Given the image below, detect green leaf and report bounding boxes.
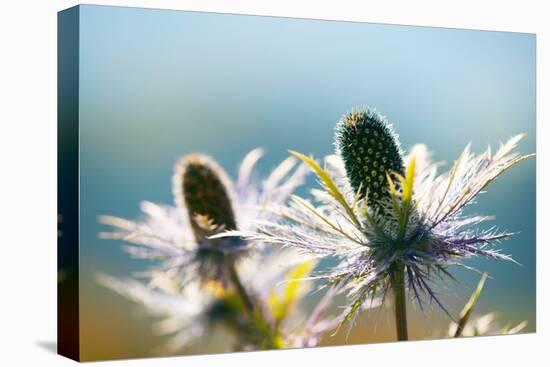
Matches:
[397,157,416,240]
[454,273,488,337]
[270,260,315,326]
[289,150,360,228]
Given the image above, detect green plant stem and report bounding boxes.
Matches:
[391,262,408,341]
[227,261,254,313]
[227,261,283,349]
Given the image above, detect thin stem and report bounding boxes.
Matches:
[226,260,283,349]
[391,262,408,341]
[227,261,254,313]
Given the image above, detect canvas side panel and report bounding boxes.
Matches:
[57,5,80,362]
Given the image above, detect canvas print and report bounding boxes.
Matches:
[57,4,536,362]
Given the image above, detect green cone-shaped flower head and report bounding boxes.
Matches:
[173,154,237,243]
[335,108,404,210]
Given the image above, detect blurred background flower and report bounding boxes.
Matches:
[98,149,340,353]
[99,149,306,287]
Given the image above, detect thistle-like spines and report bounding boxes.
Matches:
[173,154,237,243]
[335,108,404,210]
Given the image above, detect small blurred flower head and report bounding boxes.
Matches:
[97,149,342,351]
[172,153,242,284]
[99,148,308,286]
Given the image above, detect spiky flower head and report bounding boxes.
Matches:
[99,148,308,286]
[175,154,238,244]
[335,109,404,209]
[229,107,533,336]
[167,153,244,284]
[98,149,328,351]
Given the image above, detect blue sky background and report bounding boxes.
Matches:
[76,5,535,359]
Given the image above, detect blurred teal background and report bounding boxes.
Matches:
[76,5,535,360]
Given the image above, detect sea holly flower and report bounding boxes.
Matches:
[99,149,338,350]
[226,107,533,340]
[99,148,307,287]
